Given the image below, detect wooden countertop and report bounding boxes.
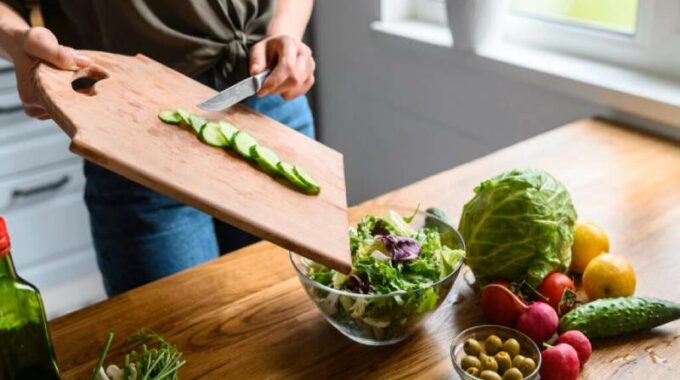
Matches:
[50,119,680,379]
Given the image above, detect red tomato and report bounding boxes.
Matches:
[536,273,576,315]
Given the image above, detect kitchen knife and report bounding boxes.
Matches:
[197,69,271,111]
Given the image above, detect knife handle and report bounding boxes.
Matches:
[254,69,271,91]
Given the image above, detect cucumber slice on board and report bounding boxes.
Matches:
[277,162,309,191]
[188,114,207,134]
[218,121,239,143]
[175,108,191,125]
[199,122,229,147]
[251,145,281,175]
[232,131,258,159]
[293,166,321,195]
[158,110,180,124]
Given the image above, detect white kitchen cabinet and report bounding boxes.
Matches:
[2,161,91,268]
[0,64,106,319]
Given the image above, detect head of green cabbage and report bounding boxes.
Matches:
[458,168,577,287]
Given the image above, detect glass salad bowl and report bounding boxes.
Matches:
[290,205,465,346]
[450,325,541,380]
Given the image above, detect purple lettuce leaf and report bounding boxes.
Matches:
[371,220,390,237]
[380,235,421,261]
[346,274,371,294]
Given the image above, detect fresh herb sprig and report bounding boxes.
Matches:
[92,329,186,380]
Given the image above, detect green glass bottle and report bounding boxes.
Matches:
[0,216,60,380]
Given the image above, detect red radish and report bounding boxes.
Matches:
[515,302,559,344]
[536,273,577,315]
[480,284,528,327]
[491,279,513,290]
[540,343,580,380]
[559,330,592,365]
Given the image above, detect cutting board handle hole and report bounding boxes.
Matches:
[71,67,109,95]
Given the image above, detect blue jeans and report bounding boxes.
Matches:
[84,70,315,296]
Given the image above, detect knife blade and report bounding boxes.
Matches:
[197,69,271,111]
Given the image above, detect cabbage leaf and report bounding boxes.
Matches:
[458,168,577,287]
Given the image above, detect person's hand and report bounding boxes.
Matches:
[249,34,315,100]
[9,27,90,119]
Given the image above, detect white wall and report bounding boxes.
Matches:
[312,1,607,204]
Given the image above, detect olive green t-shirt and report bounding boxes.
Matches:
[5,0,273,84]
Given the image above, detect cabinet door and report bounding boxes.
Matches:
[3,160,91,269]
[0,130,74,177]
[20,247,106,319]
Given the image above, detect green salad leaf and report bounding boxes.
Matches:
[311,213,464,294]
[304,209,465,341]
[458,168,577,287]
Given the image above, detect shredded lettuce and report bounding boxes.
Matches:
[304,210,465,342]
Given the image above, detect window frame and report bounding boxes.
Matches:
[502,0,680,78]
[385,0,680,79]
[414,0,448,26]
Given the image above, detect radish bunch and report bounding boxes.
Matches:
[479,283,592,380]
[480,284,559,344]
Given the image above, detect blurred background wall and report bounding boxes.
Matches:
[312,0,611,204]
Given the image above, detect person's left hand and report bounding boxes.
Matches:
[249,34,315,100]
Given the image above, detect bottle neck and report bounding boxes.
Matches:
[0,246,17,279]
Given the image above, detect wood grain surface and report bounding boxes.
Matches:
[50,119,680,379]
[34,51,351,273]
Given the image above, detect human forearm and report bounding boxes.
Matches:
[0,3,30,61]
[267,0,313,40]
[0,2,89,119]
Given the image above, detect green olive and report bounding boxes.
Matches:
[495,351,512,374]
[464,338,483,356]
[511,355,526,369]
[480,370,503,380]
[466,367,481,377]
[517,357,536,376]
[502,368,524,380]
[480,354,498,372]
[502,338,521,358]
[461,355,482,370]
[485,335,503,355]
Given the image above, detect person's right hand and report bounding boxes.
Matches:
[10,27,90,119]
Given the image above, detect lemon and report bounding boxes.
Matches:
[582,254,636,300]
[570,221,610,273]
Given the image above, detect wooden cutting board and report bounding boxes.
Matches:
[35,51,351,273]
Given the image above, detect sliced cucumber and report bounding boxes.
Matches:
[199,122,229,147]
[158,109,320,195]
[158,110,180,124]
[251,145,281,175]
[278,162,309,191]
[218,121,239,145]
[188,114,207,134]
[175,108,191,125]
[293,166,321,195]
[232,131,258,159]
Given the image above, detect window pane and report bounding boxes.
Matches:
[415,0,448,25]
[510,0,638,35]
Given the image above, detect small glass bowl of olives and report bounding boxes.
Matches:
[450,325,541,380]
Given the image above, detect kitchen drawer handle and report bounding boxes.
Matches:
[12,176,69,198]
[0,104,24,114]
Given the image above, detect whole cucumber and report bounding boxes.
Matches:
[559,297,680,339]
